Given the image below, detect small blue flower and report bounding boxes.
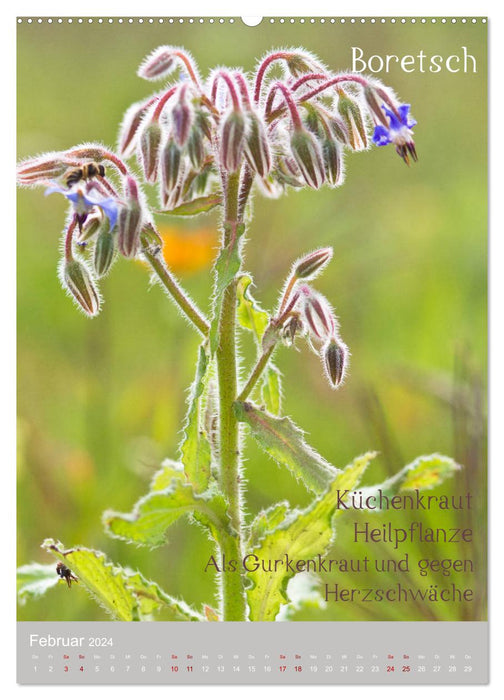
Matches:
[45,185,119,231]
[372,104,417,165]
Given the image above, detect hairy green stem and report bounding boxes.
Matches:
[238,343,276,403]
[142,244,210,337]
[216,171,247,621]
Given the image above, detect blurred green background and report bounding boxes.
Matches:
[17,18,487,621]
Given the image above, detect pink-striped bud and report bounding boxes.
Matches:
[93,228,116,278]
[172,90,193,147]
[139,122,162,182]
[16,155,68,186]
[322,337,348,388]
[220,110,246,173]
[61,259,100,317]
[294,248,333,281]
[245,112,272,177]
[290,128,325,189]
[118,97,157,157]
[138,46,176,81]
[161,140,182,195]
[76,209,104,244]
[299,285,336,340]
[337,94,368,150]
[322,138,344,187]
[117,176,142,258]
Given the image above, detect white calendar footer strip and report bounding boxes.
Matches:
[17,621,488,684]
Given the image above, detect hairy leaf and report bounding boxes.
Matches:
[236,275,269,343]
[360,453,460,504]
[261,363,282,415]
[150,458,185,491]
[17,563,60,604]
[42,539,138,621]
[179,344,212,492]
[103,480,230,548]
[234,401,336,493]
[247,501,290,550]
[159,194,222,216]
[246,452,376,621]
[40,540,202,621]
[209,222,245,354]
[124,569,203,620]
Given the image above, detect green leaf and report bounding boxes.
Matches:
[247,501,290,550]
[40,540,202,621]
[236,275,269,343]
[124,569,203,620]
[179,344,212,492]
[17,563,60,604]
[261,363,282,415]
[399,454,460,491]
[158,194,222,216]
[245,452,376,621]
[103,479,230,548]
[234,401,337,494]
[360,454,460,504]
[209,223,245,354]
[41,539,138,621]
[150,459,185,491]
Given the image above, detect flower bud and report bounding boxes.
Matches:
[289,128,325,189]
[62,259,100,317]
[172,91,193,147]
[118,97,157,157]
[187,129,206,170]
[138,46,176,81]
[75,209,104,244]
[139,122,162,183]
[363,86,390,128]
[300,285,336,340]
[245,112,272,177]
[220,110,246,173]
[294,248,333,281]
[161,140,182,195]
[322,337,348,388]
[93,227,116,277]
[337,94,368,150]
[16,155,68,186]
[117,176,142,258]
[322,138,344,187]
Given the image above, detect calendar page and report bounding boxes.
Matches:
[16,15,488,685]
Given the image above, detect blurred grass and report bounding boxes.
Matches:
[17,19,486,621]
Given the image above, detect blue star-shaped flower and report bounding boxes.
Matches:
[372,104,417,165]
[45,185,119,231]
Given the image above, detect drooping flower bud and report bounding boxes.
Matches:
[245,111,272,177]
[289,128,325,189]
[139,122,162,182]
[161,139,182,195]
[16,155,68,186]
[117,176,142,258]
[93,226,116,278]
[337,93,368,150]
[363,85,390,128]
[61,258,100,317]
[118,97,157,157]
[220,110,246,173]
[322,337,348,388]
[138,46,177,81]
[75,209,104,245]
[299,284,337,340]
[322,138,344,187]
[172,88,193,147]
[294,248,333,281]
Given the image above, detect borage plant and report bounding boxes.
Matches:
[17,46,457,622]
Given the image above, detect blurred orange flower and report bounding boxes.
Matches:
[155,225,218,276]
